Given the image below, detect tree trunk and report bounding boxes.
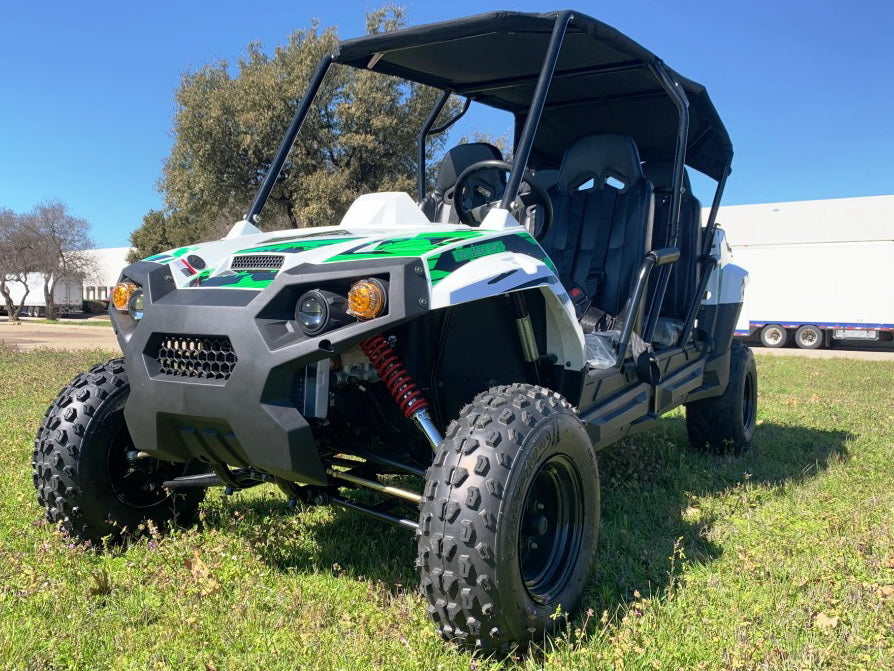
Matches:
[0,279,27,323]
[43,276,57,321]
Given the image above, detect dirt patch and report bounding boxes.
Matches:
[0,320,119,352]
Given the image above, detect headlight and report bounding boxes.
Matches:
[127,290,144,320]
[296,289,349,335]
[347,279,387,320]
[111,281,138,310]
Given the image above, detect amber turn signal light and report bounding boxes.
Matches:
[347,279,387,319]
[111,281,138,310]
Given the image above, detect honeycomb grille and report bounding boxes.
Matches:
[230,254,284,270]
[155,335,237,380]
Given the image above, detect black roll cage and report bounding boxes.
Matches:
[244,10,732,351]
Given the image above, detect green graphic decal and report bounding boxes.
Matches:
[324,231,483,263]
[189,269,214,286]
[143,245,198,263]
[236,238,360,255]
[191,270,275,289]
[451,240,506,262]
[427,231,556,285]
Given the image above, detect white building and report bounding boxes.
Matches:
[82,247,132,302]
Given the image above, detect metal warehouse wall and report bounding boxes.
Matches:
[711,194,894,247]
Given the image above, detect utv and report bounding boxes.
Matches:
[32,10,755,652]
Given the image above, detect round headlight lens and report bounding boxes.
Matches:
[111,281,138,310]
[127,290,145,320]
[296,291,328,334]
[347,279,387,319]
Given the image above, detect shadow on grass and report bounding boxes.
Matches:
[201,417,850,612]
[586,417,850,612]
[201,485,421,588]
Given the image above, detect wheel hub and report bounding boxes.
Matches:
[528,512,549,537]
[519,456,585,604]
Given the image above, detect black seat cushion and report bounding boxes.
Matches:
[643,160,702,321]
[540,134,654,321]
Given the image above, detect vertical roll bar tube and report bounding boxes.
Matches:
[643,60,690,343]
[417,90,451,202]
[703,165,730,252]
[245,55,334,224]
[676,166,729,348]
[499,11,573,210]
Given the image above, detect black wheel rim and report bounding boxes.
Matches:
[519,455,585,604]
[105,410,187,510]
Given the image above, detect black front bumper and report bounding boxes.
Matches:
[113,258,429,485]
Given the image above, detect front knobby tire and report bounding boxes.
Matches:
[418,384,599,652]
[685,342,758,455]
[32,358,205,545]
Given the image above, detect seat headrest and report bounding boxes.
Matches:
[643,160,692,194]
[530,168,560,192]
[435,142,504,193]
[557,134,644,193]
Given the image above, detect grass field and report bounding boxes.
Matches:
[0,347,891,670]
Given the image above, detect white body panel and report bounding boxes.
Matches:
[137,192,589,368]
[702,228,748,308]
[339,192,431,228]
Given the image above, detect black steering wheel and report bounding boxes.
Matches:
[450,159,554,240]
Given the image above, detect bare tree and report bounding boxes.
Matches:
[26,201,95,320]
[0,208,42,322]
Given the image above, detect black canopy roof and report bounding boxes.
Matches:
[336,10,732,181]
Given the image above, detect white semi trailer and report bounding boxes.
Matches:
[1,273,82,317]
[717,195,893,349]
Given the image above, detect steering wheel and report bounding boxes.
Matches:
[449,159,554,240]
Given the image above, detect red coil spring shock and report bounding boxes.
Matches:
[359,334,428,419]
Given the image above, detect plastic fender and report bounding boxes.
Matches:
[543,286,587,370]
[429,253,586,370]
[703,229,749,307]
[429,252,554,309]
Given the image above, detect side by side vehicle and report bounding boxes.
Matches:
[33,10,755,652]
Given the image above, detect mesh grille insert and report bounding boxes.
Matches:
[154,335,237,380]
[230,254,284,270]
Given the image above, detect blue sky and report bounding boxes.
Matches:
[2,1,892,247]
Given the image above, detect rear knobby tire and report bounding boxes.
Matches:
[685,342,757,455]
[418,383,599,652]
[32,358,205,545]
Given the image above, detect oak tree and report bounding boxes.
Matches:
[133,7,457,258]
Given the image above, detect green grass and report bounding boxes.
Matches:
[1,348,891,670]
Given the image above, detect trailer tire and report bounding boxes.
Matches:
[759,324,787,348]
[794,324,823,349]
[418,383,599,652]
[685,342,757,455]
[32,358,205,545]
